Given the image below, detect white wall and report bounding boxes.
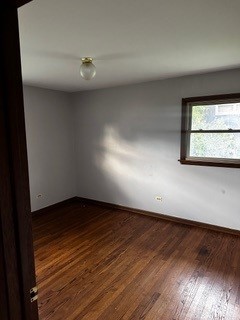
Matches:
[72,69,240,230]
[24,86,77,211]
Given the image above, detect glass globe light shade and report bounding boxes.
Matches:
[80,58,96,80]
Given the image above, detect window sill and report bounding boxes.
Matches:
[179,159,240,168]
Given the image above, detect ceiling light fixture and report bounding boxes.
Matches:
[80,57,96,80]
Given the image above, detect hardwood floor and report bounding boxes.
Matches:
[32,202,240,320]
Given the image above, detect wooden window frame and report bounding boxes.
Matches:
[180,93,240,168]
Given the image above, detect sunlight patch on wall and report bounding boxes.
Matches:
[95,125,143,180]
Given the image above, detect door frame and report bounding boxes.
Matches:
[0,0,37,319]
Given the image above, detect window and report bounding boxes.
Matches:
[180,93,240,168]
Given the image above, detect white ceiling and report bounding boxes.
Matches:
[18,0,240,92]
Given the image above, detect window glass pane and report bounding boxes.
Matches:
[191,103,240,130]
[189,133,240,159]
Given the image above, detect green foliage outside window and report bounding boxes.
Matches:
[190,105,240,159]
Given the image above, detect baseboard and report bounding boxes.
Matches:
[76,196,240,237]
[32,196,240,236]
[32,197,78,216]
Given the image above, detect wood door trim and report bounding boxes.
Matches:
[0,99,23,319]
[0,222,10,320]
[0,0,37,319]
[16,0,32,8]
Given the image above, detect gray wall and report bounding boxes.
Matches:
[24,86,77,211]
[72,69,240,230]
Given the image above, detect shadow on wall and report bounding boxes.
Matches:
[76,89,181,210]
[74,72,240,229]
[75,84,240,230]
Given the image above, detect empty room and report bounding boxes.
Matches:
[1,0,240,320]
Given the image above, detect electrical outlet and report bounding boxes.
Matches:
[155,196,162,201]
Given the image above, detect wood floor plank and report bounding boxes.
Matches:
[32,202,240,320]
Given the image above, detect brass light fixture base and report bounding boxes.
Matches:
[81,57,93,64]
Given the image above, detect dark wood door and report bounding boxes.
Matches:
[0,0,38,319]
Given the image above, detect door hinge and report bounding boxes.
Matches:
[30,286,38,303]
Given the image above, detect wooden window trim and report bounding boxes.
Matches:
[180,93,240,168]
